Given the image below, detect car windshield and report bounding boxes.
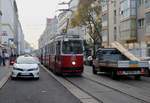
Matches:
[17,57,38,64]
[62,40,83,54]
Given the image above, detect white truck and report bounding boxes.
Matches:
[142,57,150,76]
[92,48,149,79]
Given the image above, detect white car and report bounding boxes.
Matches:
[11,56,40,79]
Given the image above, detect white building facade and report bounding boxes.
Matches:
[17,22,25,55]
[39,17,58,49]
[101,0,150,57]
[0,0,24,55]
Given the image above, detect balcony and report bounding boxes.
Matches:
[145,1,150,9]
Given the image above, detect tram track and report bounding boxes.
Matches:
[41,65,100,103]
[64,77,103,103]
[42,64,150,103]
[82,75,149,103]
[65,72,150,103]
[123,77,150,90]
[82,66,150,103]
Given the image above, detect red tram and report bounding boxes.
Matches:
[39,34,84,75]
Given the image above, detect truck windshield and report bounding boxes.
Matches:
[62,40,83,54]
[96,50,128,61]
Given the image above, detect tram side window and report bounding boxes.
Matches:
[49,43,55,55]
[56,41,61,55]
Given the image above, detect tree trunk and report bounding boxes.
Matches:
[93,40,96,57]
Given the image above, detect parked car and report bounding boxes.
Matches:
[11,56,40,79]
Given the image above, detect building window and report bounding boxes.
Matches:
[138,0,144,7]
[120,0,136,19]
[0,10,2,16]
[120,19,136,41]
[102,14,108,22]
[114,27,117,41]
[145,12,150,33]
[102,30,107,42]
[113,0,116,7]
[138,19,144,28]
[145,0,150,8]
[114,10,117,24]
[131,19,136,29]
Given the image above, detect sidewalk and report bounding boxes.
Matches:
[0,61,11,89]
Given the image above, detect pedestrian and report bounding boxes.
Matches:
[2,51,5,66]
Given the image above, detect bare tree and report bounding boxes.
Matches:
[71,0,102,55]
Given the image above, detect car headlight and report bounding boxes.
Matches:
[13,67,23,71]
[28,68,38,71]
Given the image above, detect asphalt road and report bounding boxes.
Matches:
[0,67,81,103]
[66,76,144,103]
[65,66,150,103]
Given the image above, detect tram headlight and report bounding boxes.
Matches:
[72,61,76,65]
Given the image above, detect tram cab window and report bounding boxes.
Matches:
[62,40,83,54]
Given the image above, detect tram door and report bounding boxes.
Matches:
[55,41,61,72]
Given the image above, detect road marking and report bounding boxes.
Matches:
[41,65,100,103]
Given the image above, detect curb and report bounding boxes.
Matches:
[41,65,100,103]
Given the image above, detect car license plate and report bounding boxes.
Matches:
[21,73,30,75]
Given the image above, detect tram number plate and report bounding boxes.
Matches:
[129,61,139,67]
[130,64,138,67]
[123,71,140,75]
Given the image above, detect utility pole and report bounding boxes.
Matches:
[0,0,2,44]
[106,1,109,47]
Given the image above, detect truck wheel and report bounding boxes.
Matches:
[111,71,118,80]
[135,76,141,80]
[148,70,150,77]
[92,66,97,74]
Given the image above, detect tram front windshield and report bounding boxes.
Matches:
[62,40,83,54]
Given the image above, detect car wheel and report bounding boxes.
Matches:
[35,77,39,80]
[11,76,16,80]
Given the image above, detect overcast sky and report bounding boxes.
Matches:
[16,0,69,49]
